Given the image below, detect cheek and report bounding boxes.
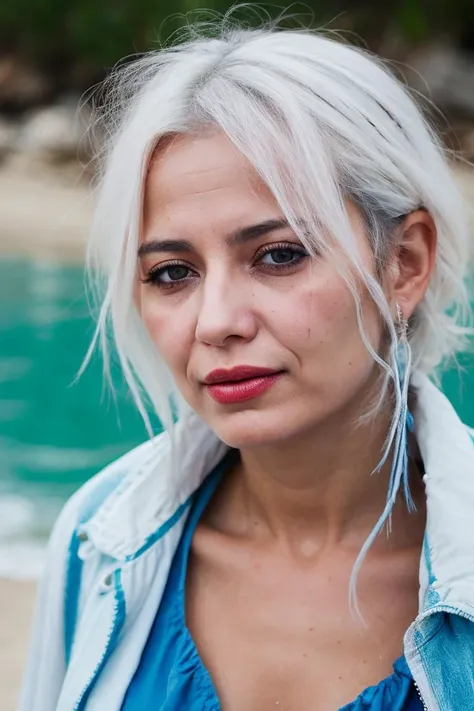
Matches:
[275,278,354,345]
[278,278,381,376]
[140,294,193,378]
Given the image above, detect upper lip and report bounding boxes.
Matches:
[204,366,281,385]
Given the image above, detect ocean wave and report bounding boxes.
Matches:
[0,493,60,579]
[0,436,130,474]
[0,540,47,580]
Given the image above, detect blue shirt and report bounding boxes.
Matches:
[122,460,423,710]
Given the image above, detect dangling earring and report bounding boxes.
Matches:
[396,303,408,340]
[390,303,415,514]
[348,302,417,615]
[369,303,415,524]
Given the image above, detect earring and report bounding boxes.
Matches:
[349,302,417,612]
[371,303,415,525]
[391,303,415,513]
[396,303,409,341]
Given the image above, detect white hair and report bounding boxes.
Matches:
[84,17,472,610]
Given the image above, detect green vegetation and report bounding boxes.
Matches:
[1,0,473,92]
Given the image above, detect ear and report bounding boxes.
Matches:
[388,210,437,320]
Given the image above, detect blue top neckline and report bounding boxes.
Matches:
[121,450,421,711]
[168,452,414,708]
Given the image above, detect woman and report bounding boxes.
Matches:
[20,18,474,711]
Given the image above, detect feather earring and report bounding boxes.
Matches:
[374,303,416,534]
[367,303,415,522]
[350,303,416,617]
[389,304,416,519]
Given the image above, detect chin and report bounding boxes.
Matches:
[206,408,313,450]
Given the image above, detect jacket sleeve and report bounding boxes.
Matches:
[17,440,152,711]
[17,489,84,711]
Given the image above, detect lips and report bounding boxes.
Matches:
[204,365,281,385]
[203,366,283,404]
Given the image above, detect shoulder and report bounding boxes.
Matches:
[53,416,227,566]
[48,435,164,560]
[40,437,166,643]
[18,438,165,710]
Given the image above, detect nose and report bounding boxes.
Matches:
[194,270,258,347]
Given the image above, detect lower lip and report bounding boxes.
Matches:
[206,373,282,404]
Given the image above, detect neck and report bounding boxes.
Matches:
[209,398,426,555]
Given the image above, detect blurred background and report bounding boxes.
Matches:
[0,1,473,707]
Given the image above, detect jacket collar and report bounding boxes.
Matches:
[411,371,474,605]
[84,373,474,606]
[83,410,228,560]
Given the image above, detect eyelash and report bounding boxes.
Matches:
[141,242,310,290]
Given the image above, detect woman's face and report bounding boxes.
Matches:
[138,132,384,448]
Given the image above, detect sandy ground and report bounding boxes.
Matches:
[0,156,94,262]
[0,580,37,711]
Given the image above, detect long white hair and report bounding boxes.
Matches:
[84,15,472,609]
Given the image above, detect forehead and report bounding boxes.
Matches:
[143,132,277,219]
[141,131,374,272]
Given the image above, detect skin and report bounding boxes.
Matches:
[137,131,436,710]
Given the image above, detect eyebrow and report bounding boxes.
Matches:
[137,218,290,257]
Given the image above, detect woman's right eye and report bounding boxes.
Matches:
[142,262,194,288]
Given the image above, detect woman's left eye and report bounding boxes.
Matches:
[257,245,309,269]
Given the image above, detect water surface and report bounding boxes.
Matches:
[0,258,148,576]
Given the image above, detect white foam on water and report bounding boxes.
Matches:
[0,493,37,536]
[0,540,47,580]
[0,493,59,580]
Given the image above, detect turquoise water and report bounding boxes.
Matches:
[0,258,150,576]
[0,256,473,577]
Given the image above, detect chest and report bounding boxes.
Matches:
[185,530,421,711]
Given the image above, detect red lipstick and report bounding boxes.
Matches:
[204,366,283,404]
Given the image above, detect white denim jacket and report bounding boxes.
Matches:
[19,372,474,711]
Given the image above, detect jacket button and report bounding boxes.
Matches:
[104,574,113,586]
[78,532,88,542]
